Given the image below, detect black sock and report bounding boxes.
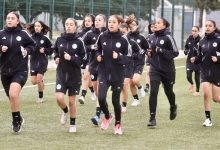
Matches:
[133,94,139,100]
[205,111,211,120]
[38,91,43,98]
[62,106,68,113]
[96,107,101,117]
[70,117,75,125]
[138,85,142,89]
[115,121,121,126]
[12,111,21,122]
[122,102,127,107]
[81,90,87,97]
[89,86,94,93]
[146,84,149,89]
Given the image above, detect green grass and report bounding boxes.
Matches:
[1,58,220,150]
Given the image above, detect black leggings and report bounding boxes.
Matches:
[149,80,176,119]
[186,70,200,92]
[98,82,121,125]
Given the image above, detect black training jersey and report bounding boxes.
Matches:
[96,30,132,83]
[53,32,86,84]
[0,26,35,74]
[30,32,53,72]
[148,29,179,73]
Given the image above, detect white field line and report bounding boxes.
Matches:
[0,65,185,92]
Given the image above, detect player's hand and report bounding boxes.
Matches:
[55,57,60,64]
[190,57,195,63]
[64,51,71,61]
[97,55,102,62]
[211,56,217,62]
[113,51,118,59]
[1,45,8,52]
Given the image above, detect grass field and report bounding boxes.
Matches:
[1,58,220,150]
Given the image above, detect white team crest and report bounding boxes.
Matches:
[188,42,191,45]
[116,42,121,48]
[93,37,96,40]
[60,44,63,47]
[40,40,44,44]
[91,74,94,80]
[72,44,77,49]
[136,39,141,43]
[56,84,61,90]
[103,42,107,45]
[16,36,22,41]
[160,40,164,45]
[213,42,217,47]
[2,36,6,39]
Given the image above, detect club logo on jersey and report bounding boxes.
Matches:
[40,40,44,44]
[188,42,191,45]
[103,42,107,45]
[2,37,6,40]
[93,37,96,40]
[213,42,217,47]
[116,42,121,48]
[91,74,94,80]
[136,39,141,43]
[16,36,22,41]
[160,40,164,45]
[56,84,61,90]
[60,44,63,47]
[72,44,77,49]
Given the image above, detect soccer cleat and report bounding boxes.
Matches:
[90,92,97,101]
[91,115,100,126]
[78,96,85,104]
[60,112,68,125]
[131,99,140,106]
[203,118,212,127]
[147,118,156,127]
[37,98,44,103]
[114,124,122,135]
[100,115,113,130]
[139,86,146,98]
[121,106,127,113]
[170,104,177,120]
[12,117,25,133]
[69,125,76,133]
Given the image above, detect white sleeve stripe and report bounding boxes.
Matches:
[79,37,87,60]
[166,35,178,52]
[122,35,132,57]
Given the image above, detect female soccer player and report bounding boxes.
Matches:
[27,21,53,103]
[147,17,179,127]
[184,26,201,96]
[54,18,86,132]
[0,12,35,133]
[78,14,96,104]
[191,20,220,127]
[96,15,131,135]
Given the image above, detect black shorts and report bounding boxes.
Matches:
[133,64,144,75]
[201,72,220,87]
[150,70,175,85]
[1,71,28,96]
[124,62,133,79]
[30,70,45,76]
[90,73,98,81]
[186,62,200,71]
[55,79,80,96]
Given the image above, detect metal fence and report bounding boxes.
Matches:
[0,0,196,49]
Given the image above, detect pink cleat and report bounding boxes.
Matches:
[100,115,113,130]
[114,124,122,135]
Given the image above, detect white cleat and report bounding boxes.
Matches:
[69,125,76,133]
[78,96,85,104]
[139,86,146,98]
[60,112,68,125]
[37,98,44,103]
[121,106,127,113]
[202,118,212,127]
[90,92,97,101]
[131,99,140,106]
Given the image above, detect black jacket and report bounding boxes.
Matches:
[30,32,53,71]
[195,32,220,81]
[83,27,107,74]
[96,30,132,84]
[0,26,35,74]
[53,33,87,84]
[128,30,149,66]
[184,35,201,63]
[148,29,179,73]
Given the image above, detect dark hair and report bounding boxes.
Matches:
[192,26,200,31]
[82,14,95,29]
[148,22,155,34]
[27,21,51,35]
[158,17,170,28]
[109,15,125,24]
[6,11,22,28]
[207,20,220,34]
[126,15,138,26]
[119,23,128,29]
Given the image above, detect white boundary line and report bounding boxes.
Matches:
[0,65,185,92]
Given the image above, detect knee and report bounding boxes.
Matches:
[212,96,220,103]
[56,94,64,102]
[31,79,37,85]
[132,78,139,85]
[9,92,18,100]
